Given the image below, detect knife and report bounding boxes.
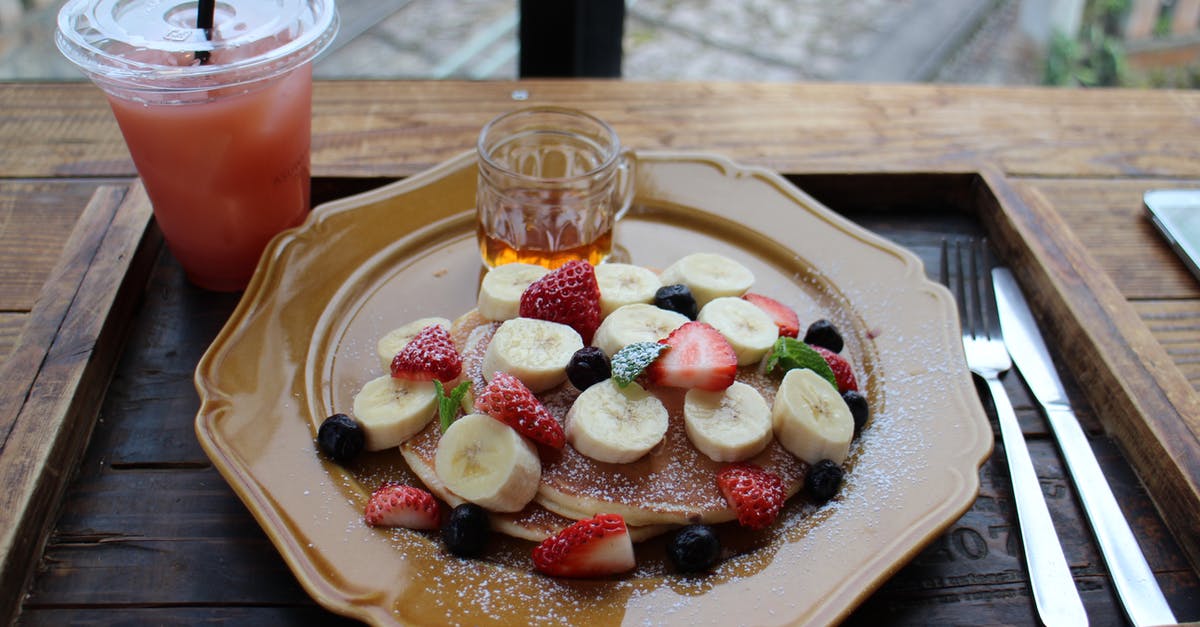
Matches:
[993,268,1177,627]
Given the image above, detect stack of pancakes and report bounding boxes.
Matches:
[400,310,808,542]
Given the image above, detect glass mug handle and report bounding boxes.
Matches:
[613,148,638,222]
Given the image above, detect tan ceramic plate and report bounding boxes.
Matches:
[195,151,992,626]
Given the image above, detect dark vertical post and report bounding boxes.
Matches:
[519,0,625,77]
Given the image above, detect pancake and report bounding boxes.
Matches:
[398,309,808,538]
[399,431,672,542]
[534,375,806,527]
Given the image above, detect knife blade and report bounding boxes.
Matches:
[993,267,1176,627]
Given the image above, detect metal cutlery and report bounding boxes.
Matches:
[943,239,1088,627]
[993,267,1176,626]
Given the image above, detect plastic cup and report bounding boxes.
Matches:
[56,0,339,291]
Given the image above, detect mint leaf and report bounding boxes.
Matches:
[766,337,838,390]
[436,380,471,432]
[611,342,667,387]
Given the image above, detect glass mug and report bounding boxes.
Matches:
[476,107,636,269]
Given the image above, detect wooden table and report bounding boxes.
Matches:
[1,80,1199,625]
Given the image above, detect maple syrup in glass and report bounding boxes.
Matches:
[476,107,634,269]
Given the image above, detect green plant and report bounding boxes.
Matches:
[1044,25,1127,86]
[1043,0,1130,87]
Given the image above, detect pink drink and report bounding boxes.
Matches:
[56,0,338,291]
[106,65,313,291]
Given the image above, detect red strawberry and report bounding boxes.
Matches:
[519,260,601,344]
[364,483,441,530]
[717,463,785,530]
[645,321,737,391]
[391,324,462,383]
[474,372,565,449]
[811,345,858,392]
[532,513,635,578]
[742,293,800,338]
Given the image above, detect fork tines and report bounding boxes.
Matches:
[940,238,998,342]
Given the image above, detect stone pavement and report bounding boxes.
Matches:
[0,0,1039,85]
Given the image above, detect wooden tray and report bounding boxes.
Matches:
[4,164,1199,625]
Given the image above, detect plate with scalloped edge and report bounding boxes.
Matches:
[194,150,992,626]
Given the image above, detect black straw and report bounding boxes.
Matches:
[196,0,215,64]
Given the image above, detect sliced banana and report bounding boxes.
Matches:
[565,379,669,464]
[477,263,549,321]
[594,263,662,319]
[434,413,542,512]
[375,317,452,370]
[592,303,689,357]
[683,381,773,462]
[480,317,583,392]
[772,368,854,465]
[696,296,779,366]
[351,375,439,451]
[658,252,755,307]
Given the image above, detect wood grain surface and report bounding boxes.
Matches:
[1027,178,1200,302]
[14,210,1200,626]
[0,183,157,622]
[983,175,1200,586]
[5,82,1200,179]
[2,80,1200,624]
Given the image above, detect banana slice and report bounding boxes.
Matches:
[565,379,669,464]
[592,303,689,357]
[434,413,541,512]
[375,317,452,370]
[480,317,583,392]
[696,296,779,366]
[351,375,439,451]
[658,252,755,307]
[683,381,773,462]
[477,263,549,321]
[772,368,854,465]
[594,263,662,319]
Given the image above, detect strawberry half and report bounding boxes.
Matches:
[717,463,785,530]
[645,321,737,391]
[743,293,800,338]
[811,345,858,392]
[518,260,601,344]
[532,513,636,578]
[391,324,462,383]
[474,372,565,449]
[364,483,441,530]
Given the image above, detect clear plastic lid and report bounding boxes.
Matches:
[56,0,338,90]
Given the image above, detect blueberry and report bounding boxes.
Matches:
[805,459,844,503]
[654,284,699,320]
[443,503,491,557]
[667,524,721,573]
[567,346,611,391]
[803,319,844,353]
[842,390,869,432]
[317,413,364,464]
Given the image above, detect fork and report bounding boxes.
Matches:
[943,239,1089,627]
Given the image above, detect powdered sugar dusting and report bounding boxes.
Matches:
[323,260,977,625]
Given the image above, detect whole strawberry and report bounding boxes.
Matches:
[364,483,441,529]
[519,260,601,344]
[474,372,565,449]
[717,463,785,530]
[811,345,858,392]
[532,513,635,578]
[391,324,462,383]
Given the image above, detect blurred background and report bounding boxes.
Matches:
[2,0,1197,88]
